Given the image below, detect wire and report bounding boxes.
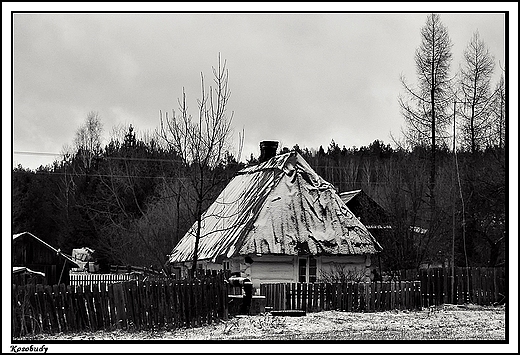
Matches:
[13,151,62,156]
[13,151,184,164]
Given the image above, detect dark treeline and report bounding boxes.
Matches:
[12,124,244,273]
[12,131,506,272]
[292,139,506,270]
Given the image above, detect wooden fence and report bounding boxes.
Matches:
[394,267,506,307]
[260,281,421,312]
[12,277,228,338]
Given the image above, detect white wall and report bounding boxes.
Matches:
[248,254,372,288]
[249,255,296,289]
[319,255,371,281]
[175,254,373,286]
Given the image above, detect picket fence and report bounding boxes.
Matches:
[70,273,138,287]
[394,267,506,307]
[260,281,421,312]
[12,277,227,338]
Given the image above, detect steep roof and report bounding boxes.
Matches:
[168,151,382,263]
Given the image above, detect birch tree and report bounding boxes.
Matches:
[74,111,103,173]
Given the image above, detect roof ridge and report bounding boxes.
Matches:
[238,151,294,174]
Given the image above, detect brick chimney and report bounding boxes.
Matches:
[259,141,279,163]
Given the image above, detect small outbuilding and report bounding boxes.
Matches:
[12,232,79,286]
[12,266,46,286]
[339,189,392,237]
[168,142,382,290]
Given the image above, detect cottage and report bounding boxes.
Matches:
[12,232,79,285]
[168,142,382,290]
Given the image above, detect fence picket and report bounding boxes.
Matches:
[51,285,63,332]
[113,283,126,329]
[172,280,180,327]
[164,281,173,328]
[98,283,109,329]
[285,284,291,310]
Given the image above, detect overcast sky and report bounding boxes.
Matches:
[6,6,514,170]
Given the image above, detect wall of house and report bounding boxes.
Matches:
[319,255,372,282]
[248,255,295,289]
[175,253,374,290]
[174,259,224,279]
[247,254,373,289]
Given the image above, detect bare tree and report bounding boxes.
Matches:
[159,54,237,276]
[489,74,506,148]
[78,123,182,271]
[74,111,103,172]
[399,13,453,210]
[458,31,495,153]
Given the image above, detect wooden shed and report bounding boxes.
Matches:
[12,232,79,286]
[12,266,46,286]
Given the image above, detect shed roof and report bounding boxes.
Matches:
[339,189,362,204]
[13,266,46,277]
[13,232,79,267]
[169,151,382,263]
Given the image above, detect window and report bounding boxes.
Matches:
[223,261,230,270]
[298,256,317,283]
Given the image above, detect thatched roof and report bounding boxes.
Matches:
[169,151,382,263]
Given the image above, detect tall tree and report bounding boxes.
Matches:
[159,54,237,276]
[489,74,506,148]
[458,31,495,153]
[399,13,453,210]
[74,111,104,173]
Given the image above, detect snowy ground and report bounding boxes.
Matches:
[15,304,505,341]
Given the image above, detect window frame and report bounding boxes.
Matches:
[298,256,317,283]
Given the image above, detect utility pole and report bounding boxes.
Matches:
[451,100,456,304]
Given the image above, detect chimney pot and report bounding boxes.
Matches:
[259,141,279,163]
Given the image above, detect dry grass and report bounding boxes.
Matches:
[16,304,505,341]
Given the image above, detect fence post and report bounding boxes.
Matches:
[222,279,229,321]
[367,282,373,311]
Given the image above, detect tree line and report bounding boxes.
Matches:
[12,14,507,273]
[12,132,506,272]
[12,119,244,273]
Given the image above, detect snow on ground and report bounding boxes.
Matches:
[16,304,505,341]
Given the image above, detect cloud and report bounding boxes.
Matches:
[11,12,507,169]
